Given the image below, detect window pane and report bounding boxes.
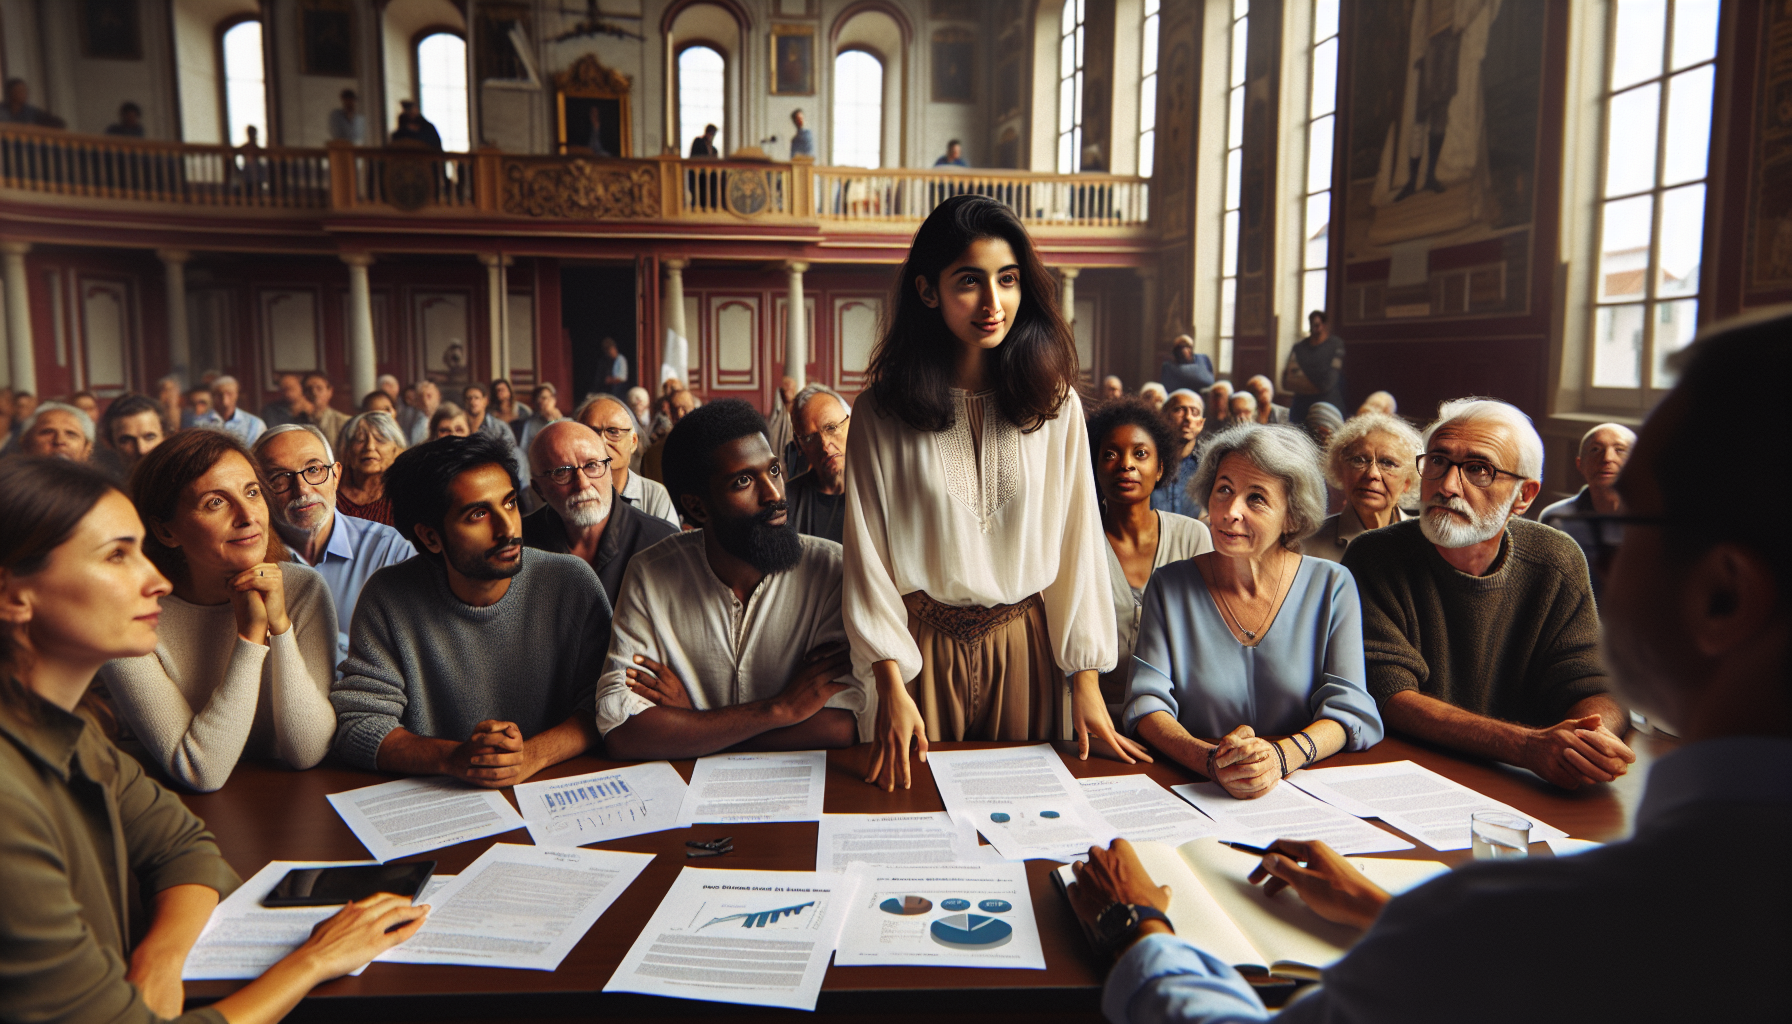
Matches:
[1593,304,1646,388]
[1145,0,1159,15]
[1062,0,1077,36]
[1657,182,1705,297]
[1233,0,1249,20]
[1310,37,1337,118]
[1611,0,1667,91]
[1306,114,1334,194]
[1222,210,1240,276]
[1058,132,1073,175]
[1059,77,1076,133]
[1139,75,1157,132]
[1142,16,1159,76]
[832,50,883,168]
[1599,195,1654,301]
[1227,86,1245,149]
[1661,65,1713,186]
[1061,34,1076,83]
[417,33,468,153]
[222,21,266,147]
[678,46,725,151]
[1650,298,1698,387]
[1314,0,1339,43]
[1225,146,1242,209]
[1140,129,1155,177]
[1671,0,1719,70]
[1304,191,1331,270]
[1604,83,1660,197]
[1076,22,1085,65]
[1230,18,1248,89]
[1302,268,1328,322]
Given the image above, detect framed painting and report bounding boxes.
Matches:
[79,0,141,60]
[771,24,815,96]
[932,28,974,104]
[554,54,633,156]
[299,0,355,78]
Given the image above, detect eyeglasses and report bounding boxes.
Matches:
[1344,454,1407,475]
[1417,453,1526,489]
[544,457,612,486]
[266,462,334,494]
[591,425,634,442]
[796,415,851,448]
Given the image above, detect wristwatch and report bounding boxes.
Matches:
[1093,900,1174,956]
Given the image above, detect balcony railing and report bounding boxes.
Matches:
[0,127,1150,231]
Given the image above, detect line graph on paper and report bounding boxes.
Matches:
[700,901,816,931]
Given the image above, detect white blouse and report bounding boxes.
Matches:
[842,387,1117,685]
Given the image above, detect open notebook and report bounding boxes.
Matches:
[1054,838,1449,980]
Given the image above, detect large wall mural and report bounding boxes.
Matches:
[1341,0,1544,325]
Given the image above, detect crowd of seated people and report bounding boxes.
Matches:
[5,193,1773,1024]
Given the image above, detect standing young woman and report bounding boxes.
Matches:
[0,457,426,1024]
[845,195,1147,790]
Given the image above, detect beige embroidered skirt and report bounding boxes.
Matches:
[901,591,1064,742]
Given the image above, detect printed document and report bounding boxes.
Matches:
[183,860,381,980]
[1171,781,1414,854]
[926,745,1119,861]
[515,761,688,847]
[378,843,653,970]
[605,867,854,1011]
[327,776,524,862]
[676,750,828,824]
[836,861,1045,969]
[1286,760,1569,851]
[1079,774,1223,847]
[815,812,996,872]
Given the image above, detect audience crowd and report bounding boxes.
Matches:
[2,193,1768,1024]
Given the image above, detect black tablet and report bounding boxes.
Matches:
[260,861,436,908]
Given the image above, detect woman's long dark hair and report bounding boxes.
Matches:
[0,458,121,713]
[865,195,1078,433]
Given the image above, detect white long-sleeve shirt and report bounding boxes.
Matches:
[842,387,1117,687]
[101,562,338,792]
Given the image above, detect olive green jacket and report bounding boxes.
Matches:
[0,691,240,1023]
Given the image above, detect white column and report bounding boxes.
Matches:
[342,253,378,403]
[3,241,35,397]
[662,257,689,386]
[1059,266,1079,325]
[783,260,809,387]
[479,253,511,382]
[157,249,192,386]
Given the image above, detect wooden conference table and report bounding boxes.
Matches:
[178,733,1673,1023]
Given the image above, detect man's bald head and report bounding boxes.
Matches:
[528,420,614,530]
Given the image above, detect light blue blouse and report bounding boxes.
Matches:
[1122,555,1382,749]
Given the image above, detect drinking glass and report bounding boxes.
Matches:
[1470,811,1532,859]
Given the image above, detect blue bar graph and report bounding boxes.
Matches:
[542,775,633,811]
[701,901,815,930]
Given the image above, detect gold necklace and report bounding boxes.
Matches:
[1214,549,1290,643]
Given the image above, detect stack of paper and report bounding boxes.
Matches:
[605,867,855,1011]
[836,862,1045,968]
[676,750,828,825]
[326,777,525,861]
[926,745,1119,861]
[1170,781,1415,854]
[1286,761,1568,851]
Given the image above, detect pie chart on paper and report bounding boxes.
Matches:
[879,895,933,916]
[930,913,1013,949]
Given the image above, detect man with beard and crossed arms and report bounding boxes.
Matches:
[330,432,612,786]
[1342,398,1634,789]
[596,400,870,760]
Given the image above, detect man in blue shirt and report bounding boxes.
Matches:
[1149,389,1205,518]
[192,375,266,445]
[934,140,969,167]
[1539,422,1635,603]
[1067,310,1792,1023]
[789,109,813,158]
[328,89,365,144]
[254,424,416,663]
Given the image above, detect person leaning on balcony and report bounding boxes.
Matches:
[0,78,64,128]
[690,123,719,158]
[392,100,441,151]
[104,102,144,137]
[935,140,969,167]
[329,89,365,145]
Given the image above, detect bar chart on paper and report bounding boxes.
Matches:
[514,761,689,847]
[703,901,816,930]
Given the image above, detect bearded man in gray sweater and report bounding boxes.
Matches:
[330,432,612,786]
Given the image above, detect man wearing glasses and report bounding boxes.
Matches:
[1341,398,1635,790]
[575,393,682,527]
[522,420,677,607]
[785,383,852,543]
[253,424,415,663]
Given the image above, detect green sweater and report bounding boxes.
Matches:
[1341,517,1611,727]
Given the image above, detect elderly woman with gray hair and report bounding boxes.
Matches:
[333,411,407,524]
[1302,411,1424,562]
[1124,423,1383,798]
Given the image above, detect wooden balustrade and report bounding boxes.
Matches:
[0,128,1150,231]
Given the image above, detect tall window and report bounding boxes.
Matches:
[1138,0,1160,176]
[832,50,884,168]
[221,20,266,146]
[1591,0,1718,393]
[1057,0,1085,174]
[417,32,469,152]
[1301,0,1339,320]
[678,46,726,154]
[1217,0,1248,372]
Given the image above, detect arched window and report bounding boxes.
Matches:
[832,50,883,168]
[1057,0,1085,174]
[221,20,266,146]
[1300,0,1339,320]
[678,45,726,154]
[1216,0,1248,372]
[1138,0,1159,176]
[416,31,469,152]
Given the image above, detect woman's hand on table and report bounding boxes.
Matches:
[1071,671,1152,764]
[295,893,430,980]
[1247,838,1389,930]
[1209,724,1282,798]
[864,660,927,791]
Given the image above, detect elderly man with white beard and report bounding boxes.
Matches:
[1341,398,1634,789]
[253,424,417,663]
[522,420,676,608]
